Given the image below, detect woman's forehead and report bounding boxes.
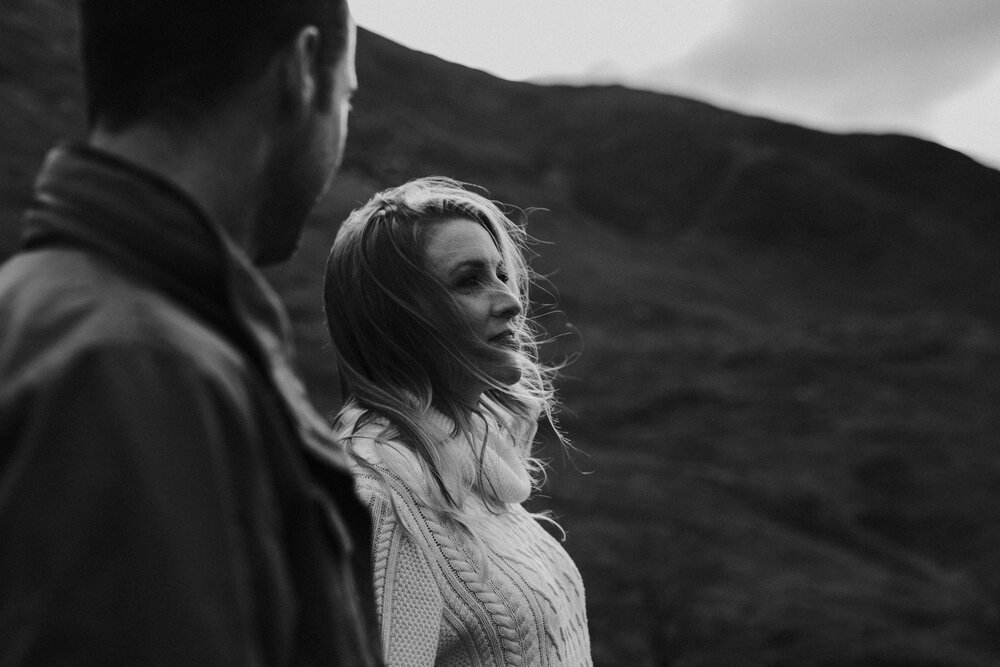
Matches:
[425,218,503,271]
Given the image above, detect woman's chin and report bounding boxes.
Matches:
[489,359,523,387]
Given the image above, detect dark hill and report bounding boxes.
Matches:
[4,4,1000,665]
[345,31,1000,317]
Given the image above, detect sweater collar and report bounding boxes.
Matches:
[418,407,533,505]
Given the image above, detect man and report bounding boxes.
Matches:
[0,1,381,664]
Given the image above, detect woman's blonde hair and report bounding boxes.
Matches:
[323,177,564,525]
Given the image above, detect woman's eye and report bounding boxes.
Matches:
[456,274,483,289]
[454,265,508,290]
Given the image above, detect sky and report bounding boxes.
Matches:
[351,0,1000,170]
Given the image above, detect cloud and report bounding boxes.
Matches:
[925,67,1000,169]
[642,0,1000,129]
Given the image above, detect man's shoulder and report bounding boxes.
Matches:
[0,246,247,388]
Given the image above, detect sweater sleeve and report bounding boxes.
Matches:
[356,476,444,667]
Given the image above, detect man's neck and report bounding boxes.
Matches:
[88,115,271,252]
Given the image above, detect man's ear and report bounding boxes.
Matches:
[283,25,321,112]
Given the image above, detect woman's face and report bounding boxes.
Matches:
[424,217,523,398]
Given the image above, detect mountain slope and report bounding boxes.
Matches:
[266,31,1000,666]
[344,31,1000,317]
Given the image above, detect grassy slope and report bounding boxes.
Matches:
[329,32,1000,664]
[530,229,1000,665]
[5,6,1000,665]
[273,182,1000,665]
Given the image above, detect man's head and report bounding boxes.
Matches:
[79,0,357,265]
[79,0,351,132]
[253,15,357,264]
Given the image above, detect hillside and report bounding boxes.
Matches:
[4,3,1000,665]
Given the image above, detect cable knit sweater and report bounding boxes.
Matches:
[338,406,592,666]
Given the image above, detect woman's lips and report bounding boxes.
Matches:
[489,331,518,349]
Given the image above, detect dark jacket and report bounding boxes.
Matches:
[0,145,382,665]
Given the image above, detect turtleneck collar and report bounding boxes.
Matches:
[341,402,533,505]
[423,407,532,505]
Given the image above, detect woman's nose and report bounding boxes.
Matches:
[491,283,522,320]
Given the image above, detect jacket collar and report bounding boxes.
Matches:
[23,143,227,300]
[21,143,351,471]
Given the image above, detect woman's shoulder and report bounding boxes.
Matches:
[336,407,429,499]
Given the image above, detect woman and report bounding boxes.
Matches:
[324,177,591,666]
